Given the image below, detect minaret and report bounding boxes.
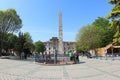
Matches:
[58,12,63,54]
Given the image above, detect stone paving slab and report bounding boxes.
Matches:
[0,57,120,80]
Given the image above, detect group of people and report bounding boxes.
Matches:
[34,52,51,63]
[34,50,80,64]
[68,50,80,64]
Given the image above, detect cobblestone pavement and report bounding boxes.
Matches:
[0,57,120,80]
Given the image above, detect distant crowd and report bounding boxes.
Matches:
[68,50,80,64]
[32,50,81,64]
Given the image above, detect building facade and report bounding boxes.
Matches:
[44,37,75,54]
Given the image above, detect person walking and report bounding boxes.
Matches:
[68,50,73,61]
[21,51,24,60]
[73,50,78,64]
[44,52,48,64]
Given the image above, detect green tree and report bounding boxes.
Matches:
[15,32,26,54]
[4,33,18,53]
[0,9,22,33]
[76,17,115,52]
[93,17,115,46]
[35,41,46,54]
[24,42,35,53]
[23,32,34,53]
[15,32,34,58]
[24,32,33,43]
[76,17,115,51]
[0,8,22,53]
[76,25,102,52]
[106,0,120,44]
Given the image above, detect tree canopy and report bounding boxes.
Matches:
[106,0,120,44]
[0,8,22,33]
[4,33,18,51]
[35,41,46,54]
[0,8,22,53]
[76,24,102,51]
[15,32,34,53]
[93,17,115,46]
[76,17,115,52]
[24,32,33,43]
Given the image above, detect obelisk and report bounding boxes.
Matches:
[58,12,63,54]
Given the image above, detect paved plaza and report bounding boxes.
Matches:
[0,57,120,80]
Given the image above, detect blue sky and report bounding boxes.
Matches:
[0,0,113,42]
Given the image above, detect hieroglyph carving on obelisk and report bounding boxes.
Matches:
[58,12,64,54]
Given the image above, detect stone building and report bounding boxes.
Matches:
[44,37,75,54]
